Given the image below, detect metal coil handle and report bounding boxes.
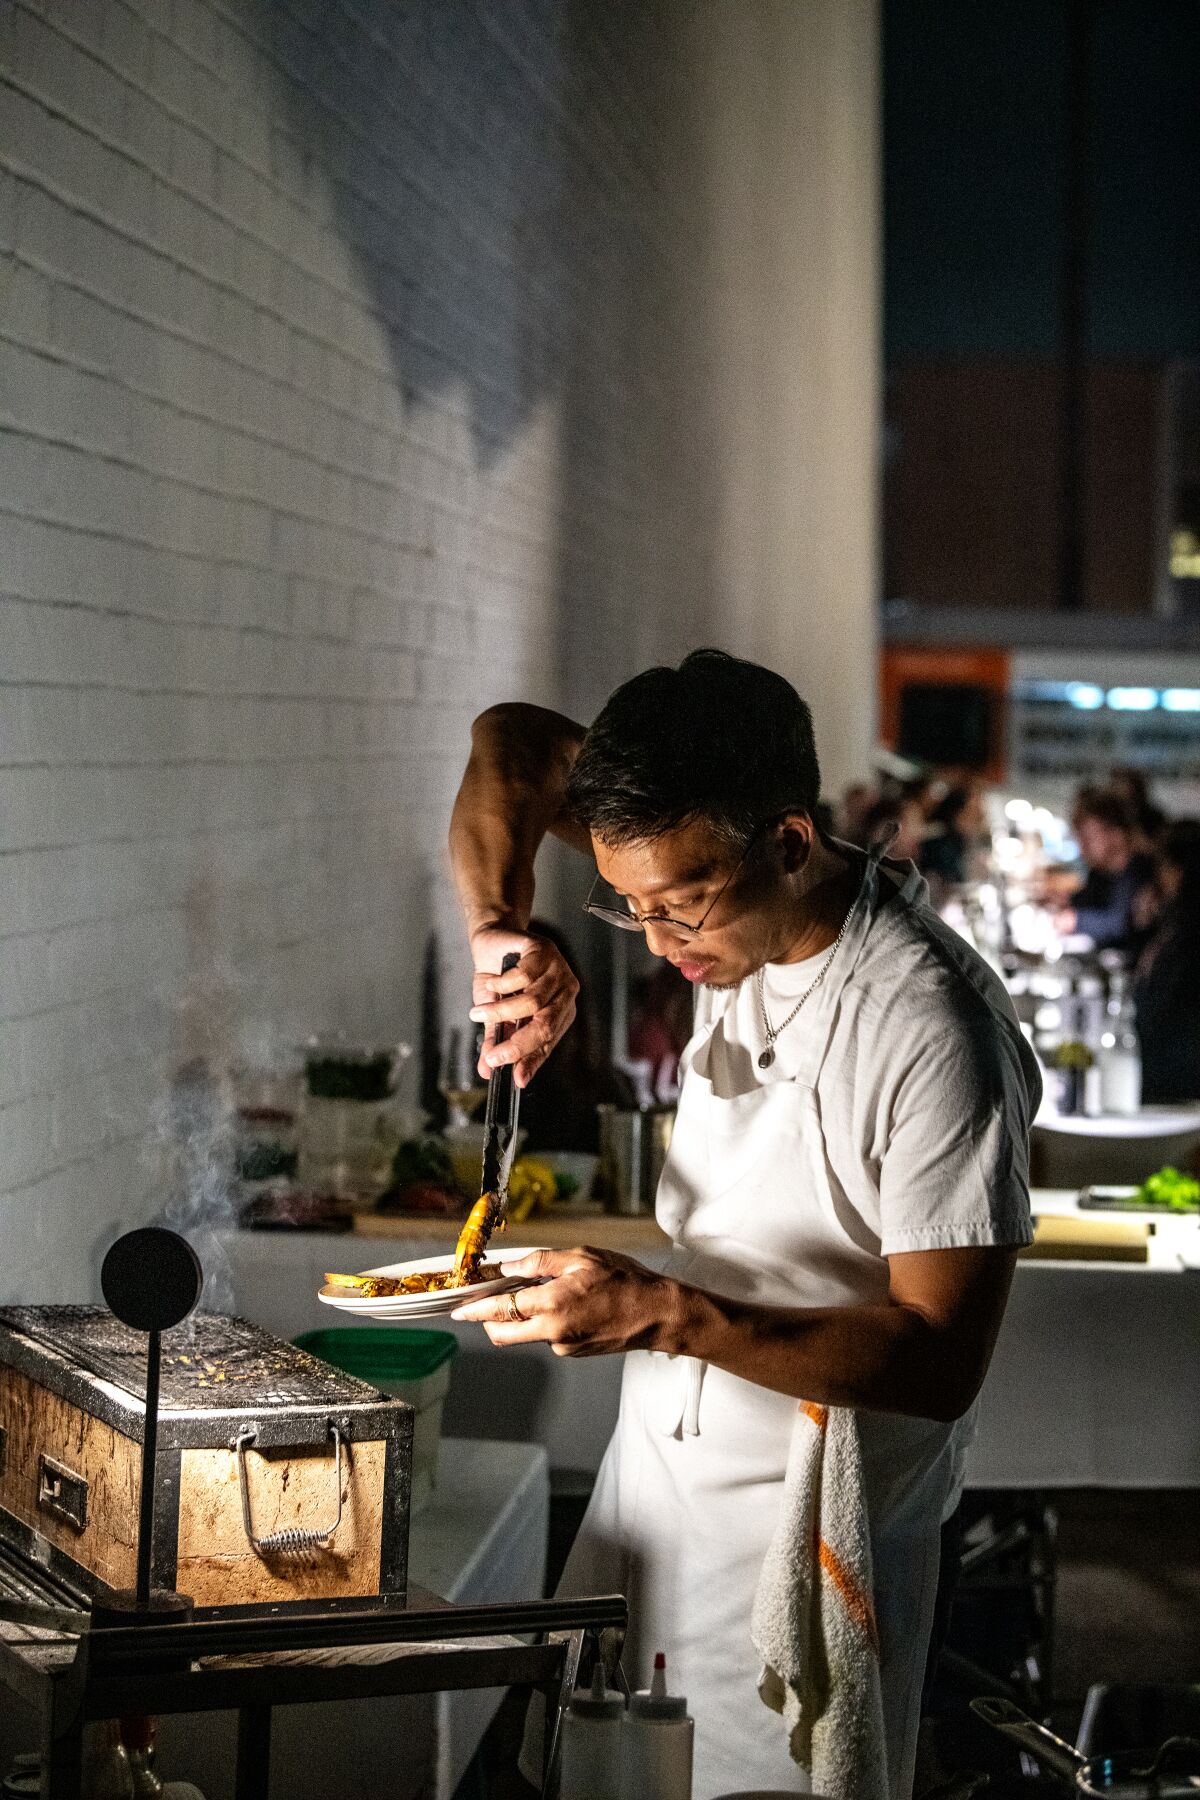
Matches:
[235,1423,343,1558]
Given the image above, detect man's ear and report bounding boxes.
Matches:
[775,812,816,875]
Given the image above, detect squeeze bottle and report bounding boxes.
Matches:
[619,1652,693,1800]
[560,1662,624,1800]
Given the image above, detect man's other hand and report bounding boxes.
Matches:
[451,1247,670,1355]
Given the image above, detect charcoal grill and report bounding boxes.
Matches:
[0,1305,411,1610]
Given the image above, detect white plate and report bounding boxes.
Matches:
[317,1248,547,1319]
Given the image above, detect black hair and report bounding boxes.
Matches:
[566,649,821,849]
[1073,787,1135,835]
[1160,819,1200,912]
[931,785,971,830]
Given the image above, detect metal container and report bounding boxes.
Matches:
[645,1107,676,1199]
[597,1106,675,1215]
[0,1306,412,1612]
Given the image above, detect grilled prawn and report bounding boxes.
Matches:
[451,1189,506,1286]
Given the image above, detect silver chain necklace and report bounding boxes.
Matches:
[755,908,853,1070]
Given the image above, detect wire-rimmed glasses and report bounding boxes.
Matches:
[582,830,761,937]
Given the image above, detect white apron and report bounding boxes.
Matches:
[555,859,959,1800]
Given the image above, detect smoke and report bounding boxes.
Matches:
[148,1057,239,1318]
[144,877,244,1318]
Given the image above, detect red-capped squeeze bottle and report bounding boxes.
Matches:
[619,1652,694,1800]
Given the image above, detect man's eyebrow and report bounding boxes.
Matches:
[619,860,719,897]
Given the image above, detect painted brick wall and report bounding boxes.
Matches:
[0,0,721,1298]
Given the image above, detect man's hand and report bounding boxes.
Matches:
[469,925,580,1088]
[451,1247,673,1356]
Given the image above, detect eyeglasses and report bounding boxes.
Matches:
[583,831,761,938]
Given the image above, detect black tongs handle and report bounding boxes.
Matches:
[481,952,521,1195]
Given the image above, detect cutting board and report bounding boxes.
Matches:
[1021,1214,1149,1262]
[354,1209,673,1254]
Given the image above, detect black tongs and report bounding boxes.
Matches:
[480,951,522,1224]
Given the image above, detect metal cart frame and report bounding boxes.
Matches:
[0,1586,627,1800]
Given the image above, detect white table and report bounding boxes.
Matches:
[1031,1105,1200,1189]
[154,1439,549,1799]
[969,1191,1200,1488]
[224,1195,1200,1491]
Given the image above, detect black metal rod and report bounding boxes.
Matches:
[136,1329,160,1605]
[235,1705,271,1800]
[87,1595,628,1672]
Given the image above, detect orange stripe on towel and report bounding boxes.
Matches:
[818,1537,880,1659]
[799,1401,828,1430]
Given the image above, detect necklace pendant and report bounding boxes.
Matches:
[757,1046,776,1070]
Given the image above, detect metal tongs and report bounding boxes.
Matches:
[480,951,523,1229]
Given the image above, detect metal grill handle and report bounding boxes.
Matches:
[234,1423,343,1557]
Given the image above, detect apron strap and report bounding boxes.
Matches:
[650,1354,707,1437]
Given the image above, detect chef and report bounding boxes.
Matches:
[449,650,1040,1799]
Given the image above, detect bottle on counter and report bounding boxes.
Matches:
[1098,976,1142,1117]
[1076,973,1106,1115]
[619,1652,693,1800]
[118,1718,205,1800]
[82,1723,133,1800]
[560,1661,625,1800]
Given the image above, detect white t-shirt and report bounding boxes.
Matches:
[697,864,1041,1258]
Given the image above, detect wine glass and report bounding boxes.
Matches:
[439,1027,486,1131]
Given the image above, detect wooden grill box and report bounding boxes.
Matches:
[0,1307,413,1611]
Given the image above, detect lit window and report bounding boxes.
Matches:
[1105,687,1158,711]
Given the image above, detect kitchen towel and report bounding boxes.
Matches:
[751,1400,889,1800]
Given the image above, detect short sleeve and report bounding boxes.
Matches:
[878,1009,1038,1256]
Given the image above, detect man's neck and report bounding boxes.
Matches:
[774,837,860,965]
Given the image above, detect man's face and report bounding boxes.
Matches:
[593,816,805,988]
[1075,815,1131,873]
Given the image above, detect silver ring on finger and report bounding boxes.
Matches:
[506,1290,525,1324]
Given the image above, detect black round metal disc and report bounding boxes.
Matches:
[101,1227,203,1332]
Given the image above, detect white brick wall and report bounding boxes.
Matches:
[0,0,722,1299]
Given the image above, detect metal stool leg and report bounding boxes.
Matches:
[41,1665,86,1800]
[236,1703,272,1800]
[541,1628,586,1796]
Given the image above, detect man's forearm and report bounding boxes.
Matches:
[449,704,587,936]
[660,1284,985,1424]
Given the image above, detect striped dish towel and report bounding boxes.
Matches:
[750,1401,889,1800]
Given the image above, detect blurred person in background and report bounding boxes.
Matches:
[517,918,634,1152]
[1110,766,1166,857]
[1134,821,1200,1105]
[628,961,693,1099]
[858,788,926,861]
[1054,788,1156,954]
[837,779,879,844]
[920,784,988,894]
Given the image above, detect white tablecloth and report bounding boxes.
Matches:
[223,1196,1200,1490]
